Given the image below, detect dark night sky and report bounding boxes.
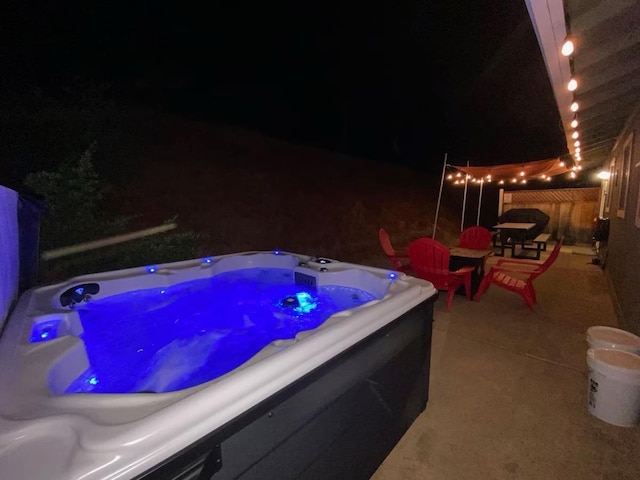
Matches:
[3,1,567,172]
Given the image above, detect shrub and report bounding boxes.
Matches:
[24,145,203,283]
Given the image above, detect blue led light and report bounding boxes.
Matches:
[203,257,213,264]
[388,272,398,280]
[294,292,317,314]
[87,376,99,386]
[30,320,61,343]
[146,266,157,274]
[160,289,166,294]
[74,287,84,296]
[273,250,282,255]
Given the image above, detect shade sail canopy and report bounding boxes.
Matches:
[449,158,571,183]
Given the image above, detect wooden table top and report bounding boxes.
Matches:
[449,247,493,258]
[492,222,536,230]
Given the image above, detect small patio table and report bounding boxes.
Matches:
[449,247,494,298]
[492,222,536,258]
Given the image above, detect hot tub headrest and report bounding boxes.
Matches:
[498,208,550,239]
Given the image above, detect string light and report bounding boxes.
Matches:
[511,178,517,183]
[570,101,579,112]
[574,140,580,147]
[568,78,578,91]
[521,179,527,184]
[519,171,525,176]
[572,131,579,139]
[561,39,574,56]
[447,174,453,179]
[571,118,578,128]
[570,171,577,178]
[559,161,565,167]
[498,180,505,185]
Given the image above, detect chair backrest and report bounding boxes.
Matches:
[407,238,453,289]
[459,226,492,250]
[539,236,563,273]
[378,228,396,257]
[379,228,408,271]
[526,237,564,283]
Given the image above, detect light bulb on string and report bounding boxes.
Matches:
[561,39,574,56]
[570,101,579,112]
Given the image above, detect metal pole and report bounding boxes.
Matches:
[433,153,448,239]
[460,160,470,232]
[477,179,484,225]
[42,223,178,260]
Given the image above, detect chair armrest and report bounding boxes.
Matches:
[489,265,542,276]
[495,258,541,268]
[452,266,474,275]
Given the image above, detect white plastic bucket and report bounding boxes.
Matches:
[587,348,640,427]
[586,326,640,354]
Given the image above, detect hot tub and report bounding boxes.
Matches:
[0,251,437,480]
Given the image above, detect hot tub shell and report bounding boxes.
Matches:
[0,251,437,480]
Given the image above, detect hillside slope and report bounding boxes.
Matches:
[109,119,462,265]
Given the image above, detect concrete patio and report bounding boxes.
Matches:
[371,246,640,479]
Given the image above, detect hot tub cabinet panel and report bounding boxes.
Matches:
[138,300,434,480]
[0,252,437,480]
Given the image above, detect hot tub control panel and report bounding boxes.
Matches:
[59,283,100,308]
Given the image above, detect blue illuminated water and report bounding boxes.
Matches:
[66,268,377,394]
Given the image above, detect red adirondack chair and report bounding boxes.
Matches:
[474,237,564,310]
[459,225,494,270]
[378,228,411,272]
[407,238,473,312]
[459,226,493,250]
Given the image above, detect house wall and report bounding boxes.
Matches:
[603,108,640,335]
[501,188,599,244]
